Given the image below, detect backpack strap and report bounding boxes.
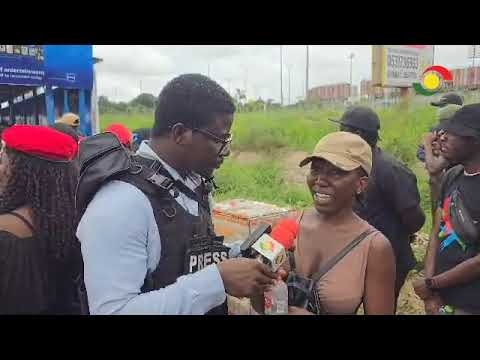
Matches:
[440,165,464,198]
[287,210,306,271]
[310,228,376,283]
[131,156,212,211]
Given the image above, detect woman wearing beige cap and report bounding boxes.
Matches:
[287,131,396,315]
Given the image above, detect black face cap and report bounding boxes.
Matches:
[329,106,380,133]
[431,93,463,107]
[442,103,480,138]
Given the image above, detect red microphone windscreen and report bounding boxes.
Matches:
[270,219,299,250]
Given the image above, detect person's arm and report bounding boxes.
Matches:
[429,256,480,289]
[424,208,443,279]
[77,181,226,315]
[428,174,444,220]
[363,233,396,315]
[423,132,450,219]
[413,208,445,314]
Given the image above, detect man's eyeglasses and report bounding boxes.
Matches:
[193,127,233,155]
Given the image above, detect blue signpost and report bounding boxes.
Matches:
[0,45,97,135]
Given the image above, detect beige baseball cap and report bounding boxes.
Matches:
[299,131,372,175]
[56,113,80,127]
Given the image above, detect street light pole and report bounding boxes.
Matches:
[288,65,292,105]
[280,45,284,106]
[348,52,355,97]
[305,45,309,101]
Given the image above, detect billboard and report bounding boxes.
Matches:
[0,45,45,86]
[372,45,434,88]
[44,45,93,90]
[0,45,93,89]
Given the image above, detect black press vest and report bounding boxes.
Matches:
[117,156,228,315]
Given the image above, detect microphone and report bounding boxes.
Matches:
[227,223,271,259]
[228,219,299,272]
[251,219,299,272]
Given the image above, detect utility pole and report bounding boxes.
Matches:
[348,53,355,91]
[244,67,248,100]
[225,78,232,96]
[139,80,142,94]
[288,65,292,105]
[208,64,210,78]
[305,45,309,101]
[472,46,477,89]
[280,45,284,106]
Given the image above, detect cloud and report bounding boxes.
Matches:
[93,45,471,103]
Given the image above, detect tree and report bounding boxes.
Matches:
[130,93,156,109]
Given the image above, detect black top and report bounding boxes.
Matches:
[435,167,480,313]
[0,213,76,315]
[353,147,421,271]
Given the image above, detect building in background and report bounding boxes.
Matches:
[450,66,480,90]
[307,83,352,103]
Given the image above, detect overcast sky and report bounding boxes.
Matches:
[93,45,473,104]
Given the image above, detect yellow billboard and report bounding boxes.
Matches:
[372,45,434,88]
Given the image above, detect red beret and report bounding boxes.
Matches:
[2,125,79,161]
[106,123,133,146]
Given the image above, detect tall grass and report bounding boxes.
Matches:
[231,109,339,153]
[214,159,312,209]
[100,112,154,130]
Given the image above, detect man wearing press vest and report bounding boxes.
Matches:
[76,74,278,315]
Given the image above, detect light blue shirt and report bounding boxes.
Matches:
[76,141,226,315]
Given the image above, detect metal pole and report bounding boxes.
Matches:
[288,65,292,105]
[280,45,284,106]
[244,67,248,100]
[348,53,355,92]
[226,78,232,96]
[473,46,476,89]
[305,45,309,101]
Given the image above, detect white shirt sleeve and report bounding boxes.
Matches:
[76,180,226,315]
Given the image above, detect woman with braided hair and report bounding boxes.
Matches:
[0,125,80,314]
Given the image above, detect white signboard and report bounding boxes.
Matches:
[383,45,434,87]
[468,45,480,59]
[373,45,434,88]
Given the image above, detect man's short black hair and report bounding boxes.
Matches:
[152,74,235,137]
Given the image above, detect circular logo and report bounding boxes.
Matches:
[413,65,453,96]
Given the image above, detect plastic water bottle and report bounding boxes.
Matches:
[438,305,455,315]
[264,279,288,315]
